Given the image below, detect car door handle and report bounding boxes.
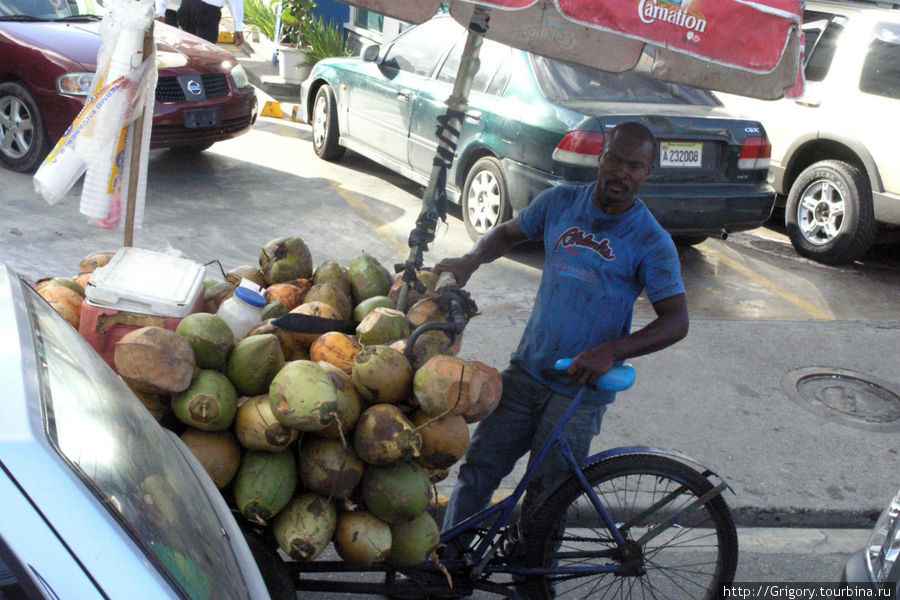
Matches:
[466,110,482,123]
[397,90,412,101]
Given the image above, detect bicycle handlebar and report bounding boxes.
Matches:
[553,358,636,392]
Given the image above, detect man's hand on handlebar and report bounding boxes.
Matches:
[434,256,479,288]
[566,345,617,387]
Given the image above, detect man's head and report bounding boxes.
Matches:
[594,122,657,214]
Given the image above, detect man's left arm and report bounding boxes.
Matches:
[567,293,689,387]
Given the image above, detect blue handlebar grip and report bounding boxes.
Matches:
[554,359,636,392]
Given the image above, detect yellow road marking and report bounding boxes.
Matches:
[328,181,408,255]
[702,245,835,321]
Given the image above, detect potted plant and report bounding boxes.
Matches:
[300,13,352,64]
[274,0,316,83]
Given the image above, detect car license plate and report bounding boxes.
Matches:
[660,141,702,168]
[184,108,221,129]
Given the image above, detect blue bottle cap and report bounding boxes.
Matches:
[234,286,267,308]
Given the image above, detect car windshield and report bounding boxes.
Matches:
[0,0,105,21]
[532,53,718,106]
[22,281,252,600]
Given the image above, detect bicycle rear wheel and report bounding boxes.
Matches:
[523,453,737,600]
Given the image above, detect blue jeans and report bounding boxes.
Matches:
[442,364,607,536]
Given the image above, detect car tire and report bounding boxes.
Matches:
[238,521,295,600]
[461,156,511,241]
[785,160,876,265]
[0,81,50,173]
[672,235,708,247]
[311,85,344,161]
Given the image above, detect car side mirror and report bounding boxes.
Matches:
[362,44,380,63]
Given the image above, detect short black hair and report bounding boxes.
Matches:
[608,122,658,160]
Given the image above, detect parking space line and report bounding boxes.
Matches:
[702,245,836,321]
[327,181,408,256]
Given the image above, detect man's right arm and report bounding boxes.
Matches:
[434,218,528,287]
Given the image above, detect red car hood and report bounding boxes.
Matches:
[2,20,236,73]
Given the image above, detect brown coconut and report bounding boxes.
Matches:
[298,436,365,500]
[36,277,85,297]
[48,301,79,328]
[412,410,470,470]
[333,511,392,567]
[412,355,481,418]
[39,285,83,318]
[354,404,421,466]
[315,362,363,439]
[227,264,267,287]
[288,301,344,348]
[355,307,410,347]
[130,388,170,421]
[309,331,362,374]
[114,326,195,394]
[203,276,239,313]
[304,282,352,321]
[401,329,463,370]
[234,394,300,452]
[78,250,115,273]
[180,428,242,488]
[464,361,503,423]
[405,297,446,328]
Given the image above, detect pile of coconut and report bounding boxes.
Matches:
[37,237,502,568]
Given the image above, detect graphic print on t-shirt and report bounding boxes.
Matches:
[553,226,615,284]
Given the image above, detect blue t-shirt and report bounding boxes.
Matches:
[513,182,685,404]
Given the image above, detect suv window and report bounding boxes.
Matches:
[859,23,900,100]
[437,38,512,95]
[802,13,846,82]
[383,18,463,77]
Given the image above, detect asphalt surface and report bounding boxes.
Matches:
[2,36,898,538]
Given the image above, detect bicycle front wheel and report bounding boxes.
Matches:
[523,453,737,600]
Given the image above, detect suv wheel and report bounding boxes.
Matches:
[784,160,876,265]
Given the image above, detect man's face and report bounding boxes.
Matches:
[595,134,655,212]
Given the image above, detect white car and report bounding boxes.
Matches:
[0,264,276,599]
[841,487,900,595]
[717,0,900,265]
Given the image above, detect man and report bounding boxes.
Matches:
[176,0,244,45]
[436,122,689,546]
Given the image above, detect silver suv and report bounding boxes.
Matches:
[718,0,900,264]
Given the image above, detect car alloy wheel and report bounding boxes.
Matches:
[462,156,510,241]
[311,85,343,161]
[796,178,845,246]
[0,95,33,160]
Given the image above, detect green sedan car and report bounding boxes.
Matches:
[300,14,776,242]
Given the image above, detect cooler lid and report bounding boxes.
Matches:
[85,248,206,318]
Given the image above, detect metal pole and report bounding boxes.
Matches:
[397,5,490,312]
[124,24,154,247]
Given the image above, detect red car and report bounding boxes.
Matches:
[0,1,257,172]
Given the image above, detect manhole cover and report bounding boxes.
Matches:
[782,368,900,432]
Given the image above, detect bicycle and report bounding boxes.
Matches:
[282,357,738,599]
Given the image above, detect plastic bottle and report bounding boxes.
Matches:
[216,287,267,341]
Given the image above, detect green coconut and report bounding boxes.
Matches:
[355,307,410,347]
[176,313,234,370]
[360,460,431,524]
[149,543,212,600]
[233,449,298,525]
[312,260,351,298]
[333,511,392,567]
[180,428,242,488]
[225,334,286,396]
[402,329,462,370]
[234,394,300,452]
[350,345,413,404]
[259,236,313,285]
[304,282,352,321]
[261,301,288,321]
[315,362,363,439]
[171,370,239,431]
[298,437,365,500]
[273,493,337,562]
[389,511,441,566]
[353,404,421,466]
[347,253,393,305]
[352,295,394,323]
[268,360,339,431]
